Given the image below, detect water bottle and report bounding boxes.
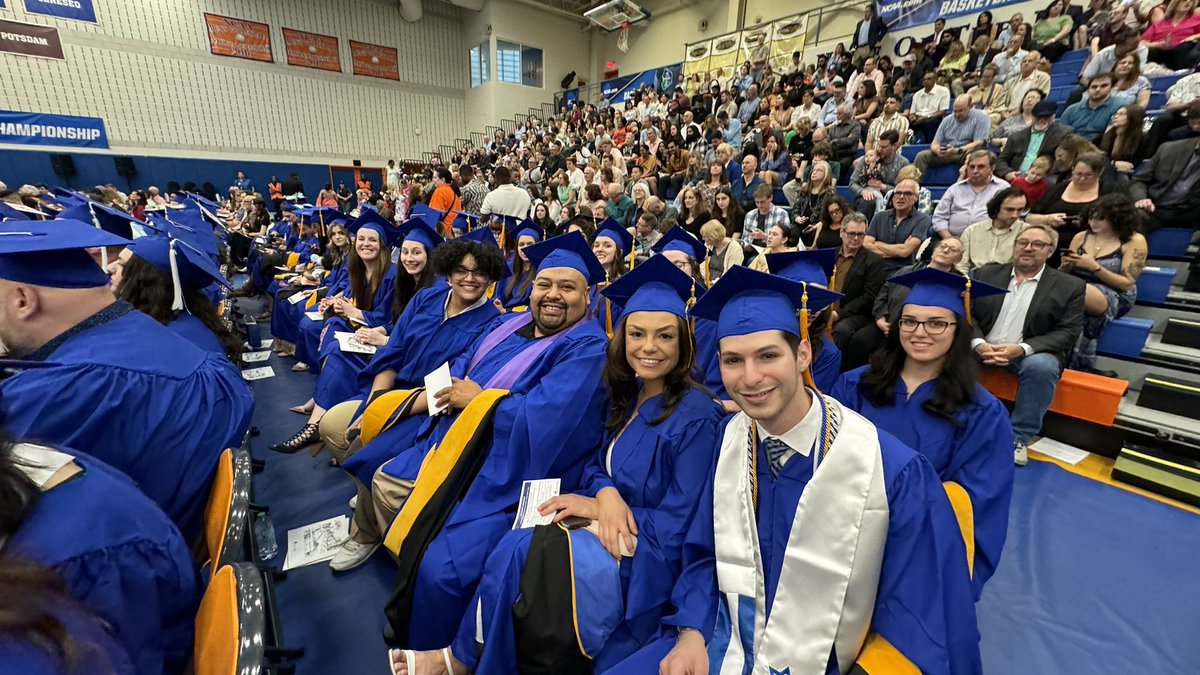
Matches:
[254,511,279,560]
[244,316,262,350]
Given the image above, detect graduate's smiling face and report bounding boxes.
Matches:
[516,235,537,262]
[592,237,617,266]
[400,242,427,276]
[355,230,382,262]
[530,267,588,336]
[449,253,488,305]
[622,311,681,383]
[898,305,957,365]
[720,330,810,435]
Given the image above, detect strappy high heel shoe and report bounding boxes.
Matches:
[270,423,321,454]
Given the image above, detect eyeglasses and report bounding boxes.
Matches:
[1015,238,1053,250]
[452,266,488,280]
[842,231,866,239]
[898,317,957,335]
[936,243,963,253]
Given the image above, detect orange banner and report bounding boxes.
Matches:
[282,27,341,72]
[350,40,399,81]
[204,13,272,63]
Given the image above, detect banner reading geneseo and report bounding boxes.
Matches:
[877,0,1023,32]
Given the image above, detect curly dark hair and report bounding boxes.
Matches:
[1082,193,1141,243]
[431,239,506,280]
[115,254,243,362]
[857,311,979,423]
[602,313,698,432]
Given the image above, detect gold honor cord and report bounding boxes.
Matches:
[748,391,835,510]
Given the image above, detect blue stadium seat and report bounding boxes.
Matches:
[1097,317,1154,358]
[836,185,855,200]
[1137,267,1177,303]
[928,185,948,202]
[1057,101,1068,116]
[1146,228,1193,258]
[772,188,789,206]
[902,144,929,162]
[1148,90,1167,111]
[1049,85,1074,103]
[1051,71,1078,87]
[921,164,960,186]
[1058,49,1089,64]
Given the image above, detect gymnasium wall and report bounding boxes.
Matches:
[589,0,732,77]
[0,0,469,167]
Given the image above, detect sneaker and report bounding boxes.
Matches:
[1014,443,1029,466]
[349,495,358,510]
[329,539,379,572]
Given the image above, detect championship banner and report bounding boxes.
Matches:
[877,0,1023,31]
[707,33,739,74]
[350,40,399,81]
[0,18,64,59]
[204,13,272,63]
[282,27,341,72]
[740,25,772,67]
[683,39,711,79]
[770,17,806,70]
[23,0,97,23]
[0,110,108,148]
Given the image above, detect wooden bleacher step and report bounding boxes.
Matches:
[1136,375,1200,419]
[1162,317,1200,350]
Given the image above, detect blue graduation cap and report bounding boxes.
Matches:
[306,206,343,227]
[690,265,842,341]
[350,209,405,247]
[766,248,837,287]
[0,219,129,289]
[62,202,140,240]
[409,202,443,224]
[601,253,700,319]
[156,211,221,260]
[127,232,232,311]
[281,202,299,213]
[459,226,500,248]
[889,267,1007,322]
[507,218,545,249]
[523,231,607,285]
[652,225,708,262]
[450,211,481,234]
[0,202,32,222]
[398,218,445,251]
[592,217,633,255]
[184,192,221,211]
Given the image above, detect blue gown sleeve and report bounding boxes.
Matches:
[580,441,617,498]
[871,453,983,675]
[828,371,860,408]
[624,411,722,622]
[812,337,843,393]
[361,270,397,329]
[946,393,1015,596]
[660,454,719,639]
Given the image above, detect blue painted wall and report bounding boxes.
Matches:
[0,148,384,198]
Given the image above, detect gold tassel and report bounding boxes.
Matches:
[799,282,817,391]
[704,256,712,287]
[963,277,973,326]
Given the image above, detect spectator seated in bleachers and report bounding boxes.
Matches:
[1130,134,1200,233]
[786,160,837,237]
[958,186,1029,274]
[1145,71,1200,147]
[905,72,952,143]
[1011,156,1052,205]
[864,178,932,272]
[967,64,1011,127]
[826,102,864,177]
[1142,0,1200,71]
[1066,26,1147,106]
[743,183,792,252]
[1004,50,1051,120]
[1060,72,1121,141]
[1165,99,1200,142]
[992,87,1048,149]
[938,39,971,96]
[730,154,765,213]
[1034,0,1076,63]
[930,150,1012,243]
[829,212,887,351]
[914,95,993,177]
[1027,148,1113,248]
[997,99,1074,181]
[848,130,909,220]
[969,221,1086,466]
[1097,104,1149,173]
[1060,193,1148,374]
[882,164,935,215]
[992,36,1029,85]
[866,93,910,149]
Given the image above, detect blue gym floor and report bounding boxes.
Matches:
[241,313,1200,674]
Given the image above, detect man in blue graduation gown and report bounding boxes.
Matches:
[0,219,255,541]
[607,266,981,675]
[329,232,611,649]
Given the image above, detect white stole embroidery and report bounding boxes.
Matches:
[712,395,889,675]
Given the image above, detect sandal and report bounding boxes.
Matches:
[292,362,310,372]
[270,423,321,454]
[388,647,455,675]
[289,401,314,415]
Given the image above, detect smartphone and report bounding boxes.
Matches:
[559,515,592,530]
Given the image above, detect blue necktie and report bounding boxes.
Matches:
[763,437,792,478]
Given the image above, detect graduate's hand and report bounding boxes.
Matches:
[876,316,891,336]
[355,327,388,346]
[435,377,482,412]
[660,629,708,675]
[541,494,598,521]
[595,487,637,560]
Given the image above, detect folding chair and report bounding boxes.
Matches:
[201,447,252,579]
[193,562,266,675]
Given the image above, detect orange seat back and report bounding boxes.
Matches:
[203,449,234,574]
[194,564,239,675]
[980,367,1128,427]
[285,252,301,268]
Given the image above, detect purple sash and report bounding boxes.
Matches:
[466,313,589,390]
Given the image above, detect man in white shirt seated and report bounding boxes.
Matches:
[904,72,951,143]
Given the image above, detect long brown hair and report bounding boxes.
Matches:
[348,233,392,311]
[601,313,698,432]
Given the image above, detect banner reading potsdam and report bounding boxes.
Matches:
[876,0,1023,31]
[0,111,108,148]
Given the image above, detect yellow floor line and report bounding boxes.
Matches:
[1030,451,1200,517]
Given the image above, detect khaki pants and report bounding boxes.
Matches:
[319,399,416,545]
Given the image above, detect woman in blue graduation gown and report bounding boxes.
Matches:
[109,231,242,361]
[1,437,198,675]
[498,220,543,310]
[388,255,724,675]
[334,238,504,485]
[271,221,350,354]
[831,268,1015,597]
[589,217,633,338]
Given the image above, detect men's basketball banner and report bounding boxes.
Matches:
[350,40,399,81]
[0,18,64,59]
[877,0,1023,31]
[204,13,272,63]
[23,0,97,24]
[282,27,340,72]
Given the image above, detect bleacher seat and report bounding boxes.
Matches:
[1149,73,1184,92]
[928,185,948,202]
[902,144,928,162]
[1146,228,1192,258]
[1097,317,1154,358]
[1049,85,1074,103]
[1137,266,1178,304]
[201,447,252,579]
[921,163,960,186]
[1147,90,1167,111]
[772,188,789,206]
[836,185,855,200]
[981,367,1129,456]
[194,562,266,675]
[1050,71,1077,88]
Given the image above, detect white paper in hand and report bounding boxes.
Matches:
[287,291,311,305]
[424,362,452,416]
[513,479,561,529]
[305,310,323,321]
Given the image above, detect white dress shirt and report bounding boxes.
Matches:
[975,264,1045,354]
[759,390,821,472]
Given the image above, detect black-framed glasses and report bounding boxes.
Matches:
[452,266,487,280]
[898,317,957,335]
[893,190,917,198]
[842,231,866,239]
[1015,238,1053,250]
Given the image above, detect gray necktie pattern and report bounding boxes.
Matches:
[763,437,792,478]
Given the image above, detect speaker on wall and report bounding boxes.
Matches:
[114,156,136,177]
[50,154,76,177]
[352,159,362,167]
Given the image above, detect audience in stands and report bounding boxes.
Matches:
[914,95,993,176]
[992,36,1029,84]
[700,218,743,282]
[931,150,1012,240]
[1130,135,1200,231]
[830,212,887,350]
[1006,51,1052,119]
[865,178,932,272]
[1035,0,1076,62]
[997,99,1073,180]
[849,130,909,219]
[1028,149,1109,247]
[970,222,1085,465]
[907,72,953,143]
[1061,72,1122,140]
[787,159,837,235]
[958,186,1029,273]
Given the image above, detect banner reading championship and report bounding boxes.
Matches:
[23,0,98,24]
[282,27,341,72]
[0,110,108,148]
[877,0,1024,31]
[204,13,272,63]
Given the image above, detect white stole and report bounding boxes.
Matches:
[712,394,889,675]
